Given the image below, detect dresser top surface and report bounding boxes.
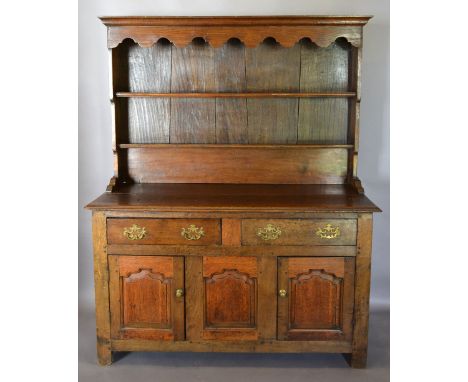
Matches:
[86,183,380,212]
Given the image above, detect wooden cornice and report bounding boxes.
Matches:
[100,16,373,27]
[100,16,372,49]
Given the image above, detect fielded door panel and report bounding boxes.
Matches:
[108,255,185,340]
[278,257,355,341]
[186,256,276,341]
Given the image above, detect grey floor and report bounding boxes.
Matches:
[79,305,389,382]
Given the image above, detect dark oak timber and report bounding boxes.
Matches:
[87,184,380,212]
[116,91,356,98]
[87,15,379,368]
[124,146,348,184]
[92,212,112,365]
[278,257,354,341]
[343,213,374,368]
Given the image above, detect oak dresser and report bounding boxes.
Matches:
[86,16,381,368]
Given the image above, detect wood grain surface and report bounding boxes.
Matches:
[170,39,216,143]
[298,40,350,143]
[86,183,381,212]
[124,146,348,184]
[214,40,248,143]
[116,91,356,98]
[242,218,357,246]
[108,255,185,341]
[278,257,354,341]
[201,256,259,340]
[246,39,300,143]
[344,213,373,368]
[221,219,241,245]
[107,244,357,257]
[107,218,221,245]
[101,16,371,49]
[92,212,112,365]
[111,339,353,353]
[115,37,358,146]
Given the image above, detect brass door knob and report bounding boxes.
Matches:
[279,289,287,298]
[175,289,184,298]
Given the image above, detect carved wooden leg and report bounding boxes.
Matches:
[92,212,112,366]
[343,213,373,369]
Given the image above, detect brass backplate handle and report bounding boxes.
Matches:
[123,224,147,240]
[181,224,205,240]
[316,224,340,239]
[175,289,184,298]
[279,289,287,298]
[257,224,282,241]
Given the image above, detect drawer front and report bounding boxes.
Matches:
[242,219,356,246]
[107,219,221,245]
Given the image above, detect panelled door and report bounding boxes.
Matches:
[278,257,355,341]
[186,256,275,341]
[108,255,185,340]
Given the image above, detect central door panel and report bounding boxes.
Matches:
[186,256,261,341]
[203,257,257,331]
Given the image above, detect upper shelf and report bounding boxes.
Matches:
[100,15,372,49]
[115,92,357,99]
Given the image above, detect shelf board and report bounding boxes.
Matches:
[115,92,356,99]
[86,183,381,213]
[119,144,354,149]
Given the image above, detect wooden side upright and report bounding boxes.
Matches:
[92,212,112,365]
[343,213,373,368]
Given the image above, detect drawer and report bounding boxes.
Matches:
[241,219,356,246]
[107,219,221,245]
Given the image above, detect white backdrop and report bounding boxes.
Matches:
[78,0,389,307]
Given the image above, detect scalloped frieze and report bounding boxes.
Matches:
[107,25,362,49]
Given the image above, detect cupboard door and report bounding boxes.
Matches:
[278,257,354,341]
[109,255,185,340]
[187,256,263,341]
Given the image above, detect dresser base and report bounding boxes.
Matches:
[88,186,378,369]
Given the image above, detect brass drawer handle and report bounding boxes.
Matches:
[181,224,205,240]
[123,224,147,240]
[316,224,340,239]
[257,224,282,241]
[279,289,287,298]
[175,289,184,298]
